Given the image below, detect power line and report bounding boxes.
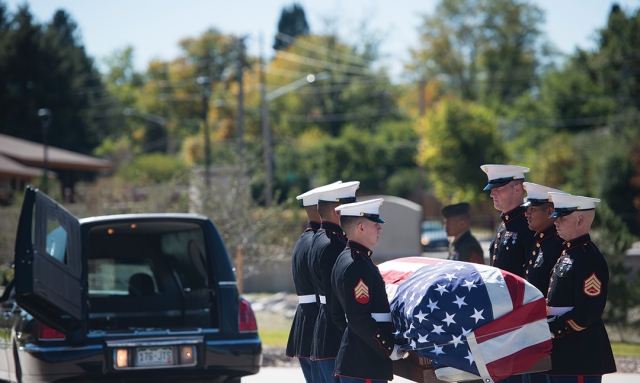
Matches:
[275,32,372,67]
[501,111,640,128]
[263,66,311,79]
[88,96,121,107]
[293,81,391,95]
[274,50,376,76]
[88,107,123,119]
[283,107,396,122]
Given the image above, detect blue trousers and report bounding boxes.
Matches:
[316,359,339,383]
[544,376,602,383]
[299,358,321,383]
[498,376,524,383]
[523,372,548,383]
[338,377,387,383]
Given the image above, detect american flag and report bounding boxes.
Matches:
[379,257,551,383]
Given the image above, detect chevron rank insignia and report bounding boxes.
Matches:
[354,278,370,304]
[583,272,602,297]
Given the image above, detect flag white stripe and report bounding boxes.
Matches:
[435,367,482,382]
[466,332,494,383]
[385,284,399,301]
[477,320,551,364]
[378,260,432,275]
[523,283,543,305]
[477,266,513,319]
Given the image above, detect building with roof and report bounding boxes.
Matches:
[0,133,112,202]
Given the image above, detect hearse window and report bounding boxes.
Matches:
[46,225,67,264]
[88,259,156,297]
[161,229,207,290]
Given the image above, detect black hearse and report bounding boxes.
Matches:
[0,187,261,383]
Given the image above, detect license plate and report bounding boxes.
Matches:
[136,347,174,367]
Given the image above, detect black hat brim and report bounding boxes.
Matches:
[483,177,523,191]
[524,199,550,207]
[549,210,571,218]
[364,216,385,223]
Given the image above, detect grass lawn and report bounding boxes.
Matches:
[256,311,293,347]
[611,342,640,357]
[259,329,291,347]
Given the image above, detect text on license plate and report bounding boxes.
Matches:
[136,347,174,366]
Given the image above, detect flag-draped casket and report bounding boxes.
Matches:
[379,257,552,383]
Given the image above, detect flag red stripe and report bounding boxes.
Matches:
[380,270,416,285]
[486,339,552,381]
[500,270,526,309]
[474,298,547,343]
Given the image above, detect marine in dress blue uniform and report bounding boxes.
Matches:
[442,202,485,264]
[286,182,342,383]
[482,165,536,383]
[520,183,568,383]
[522,183,568,296]
[544,193,616,383]
[308,182,360,383]
[330,199,407,383]
[482,164,535,278]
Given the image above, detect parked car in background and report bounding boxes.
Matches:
[420,220,450,251]
[2,187,261,383]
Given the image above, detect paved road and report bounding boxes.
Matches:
[244,367,639,382]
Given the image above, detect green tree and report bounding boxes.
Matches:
[508,4,640,233]
[117,153,188,184]
[591,201,640,335]
[415,97,505,202]
[409,0,547,105]
[274,121,419,199]
[102,28,245,165]
[273,3,310,50]
[0,4,110,154]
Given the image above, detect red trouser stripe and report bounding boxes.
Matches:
[578,376,584,383]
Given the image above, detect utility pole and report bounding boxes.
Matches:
[197,76,212,187]
[260,35,273,207]
[418,78,427,116]
[236,37,245,157]
[37,109,53,194]
[162,63,174,154]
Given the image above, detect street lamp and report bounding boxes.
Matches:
[37,108,53,194]
[261,72,330,206]
[196,76,213,187]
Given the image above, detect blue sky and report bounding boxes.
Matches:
[4,0,640,79]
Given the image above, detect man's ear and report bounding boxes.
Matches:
[334,209,341,220]
[547,206,555,217]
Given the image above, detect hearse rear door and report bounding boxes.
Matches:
[14,187,84,333]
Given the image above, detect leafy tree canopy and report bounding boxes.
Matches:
[0,3,111,154]
[273,3,310,50]
[415,97,505,203]
[408,0,548,105]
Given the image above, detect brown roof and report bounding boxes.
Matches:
[0,133,112,171]
[0,154,43,179]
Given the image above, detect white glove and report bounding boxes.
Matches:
[389,344,409,361]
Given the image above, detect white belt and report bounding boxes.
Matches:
[345,313,391,323]
[319,295,327,304]
[298,295,316,304]
[371,312,392,322]
[548,306,573,316]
